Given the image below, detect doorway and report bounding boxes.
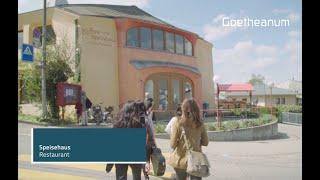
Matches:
[144,73,193,111]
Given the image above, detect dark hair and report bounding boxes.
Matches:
[113,100,146,128]
[176,104,182,117]
[145,98,153,111]
[180,98,202,128]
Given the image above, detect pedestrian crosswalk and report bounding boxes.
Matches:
[18,154,174,179]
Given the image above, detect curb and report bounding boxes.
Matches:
[18,120,49,126]
[281,122,302,126]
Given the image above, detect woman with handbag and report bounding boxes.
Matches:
[169,98,209,180]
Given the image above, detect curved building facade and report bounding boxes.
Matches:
[18,4,215,114]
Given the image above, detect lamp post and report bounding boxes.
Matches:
[269,82,274,119]
[41,0,47,118]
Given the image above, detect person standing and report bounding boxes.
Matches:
[143,98,157,179]
[165,104,182,135]
[80,91,88,126]
[168,98,209,180]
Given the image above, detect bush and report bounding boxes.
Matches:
[225,121,240,130]
[207,123,216,131]
[155,124,166,134]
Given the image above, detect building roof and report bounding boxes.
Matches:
[225,84,297,96]
[218,83,253,92]
[56,4,175,27]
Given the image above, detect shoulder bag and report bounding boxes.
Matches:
[181,127,210,177]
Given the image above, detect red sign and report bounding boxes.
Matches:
[56,82,81,106]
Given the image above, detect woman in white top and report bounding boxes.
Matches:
[165,104,182,135]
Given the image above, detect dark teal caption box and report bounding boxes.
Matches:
[32,128,146,163]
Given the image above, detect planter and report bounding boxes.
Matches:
[155,121,278,141]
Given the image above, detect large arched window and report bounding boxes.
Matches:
[144,80,154,100]
[126,27,194,56]
[126,27,138,47]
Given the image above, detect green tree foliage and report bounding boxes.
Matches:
[18,53,42,103]
[45,42,74,119]
[248,74,265,85]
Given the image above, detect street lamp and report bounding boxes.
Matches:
[268,82,274,119]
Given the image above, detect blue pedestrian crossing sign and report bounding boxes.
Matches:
[22,44,34,62]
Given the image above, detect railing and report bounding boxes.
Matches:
[280,112,302,124]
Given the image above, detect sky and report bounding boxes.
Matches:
[18,0,302,85]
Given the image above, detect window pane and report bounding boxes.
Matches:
[140,27,151,49]
[172,79,181,109]
[153,29,164,50]
[145,80,154,100]
[175,34,184,54]
[184,82,192,99]
[184,38,192,56]
[127,28,138,47]
[18,32,23,52]
[281,98,285,104]
[165,32,174,53]
[158,79,168,110]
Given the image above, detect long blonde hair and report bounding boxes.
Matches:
[180,98,202,128]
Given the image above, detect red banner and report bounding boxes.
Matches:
[56,82,81,106]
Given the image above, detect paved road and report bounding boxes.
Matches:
[18,122,301,180]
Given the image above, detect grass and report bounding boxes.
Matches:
[18,113,78,126]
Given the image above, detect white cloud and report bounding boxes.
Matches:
[287,12,301,23]
[272,9,291,15]
[288,31,301,39]
[214,40,278,69]
[203,12,247,41]
[284,39,302,63]
[252,57,277,69]
[67,0,150,8]
[255,45,277,56]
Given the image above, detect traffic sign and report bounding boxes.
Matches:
[22,44,34,62]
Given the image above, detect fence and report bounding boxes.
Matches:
[280,112,302,124]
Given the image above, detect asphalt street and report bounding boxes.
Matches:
[18,122,301,180]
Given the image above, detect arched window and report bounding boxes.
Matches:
[184,82,193,99]
[126,27,194,57]
[127,27,139,47]
[144,80,154,100]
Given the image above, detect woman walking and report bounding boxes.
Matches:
[109,100,155,180]
[169,98,209,180]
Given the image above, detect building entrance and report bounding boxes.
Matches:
[144,73,193,111]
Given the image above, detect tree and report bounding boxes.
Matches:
[45,38,74,119]
[248,74,265,85]
[18,52,42,103]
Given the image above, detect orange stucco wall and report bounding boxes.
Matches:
[115,18,204,108]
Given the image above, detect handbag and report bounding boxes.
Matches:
[150,146,166,176]
[181,127,210,177]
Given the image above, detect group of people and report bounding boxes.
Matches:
[106,97,209,180]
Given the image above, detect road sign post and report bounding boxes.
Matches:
[21,44,34,62]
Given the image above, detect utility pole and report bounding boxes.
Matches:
[41,0,47,118]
